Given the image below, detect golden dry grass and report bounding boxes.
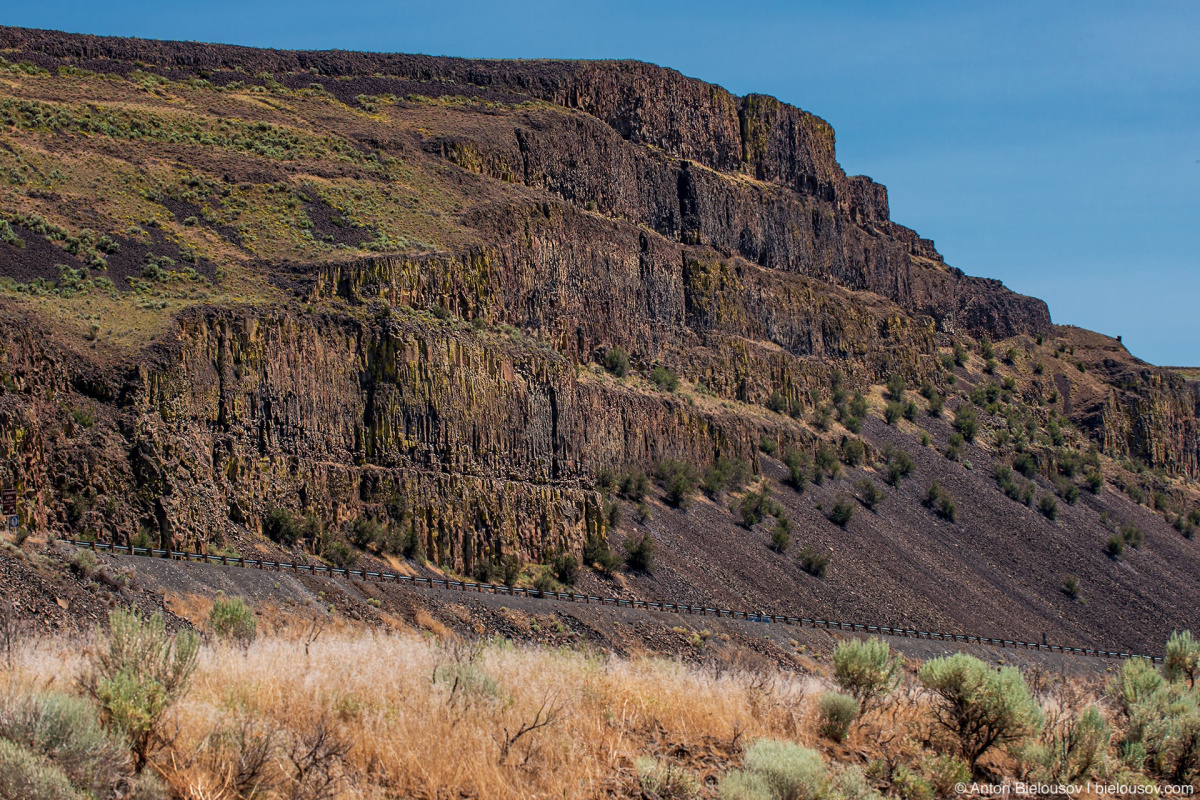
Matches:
[3,628,827,799]
[4,626,1195,799]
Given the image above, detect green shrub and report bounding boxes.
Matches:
[883,401,903,426]
[1111,657,1165,717]
[552,551,579,585]
[818,692,858,742]
[532,569,559,594]
[953,342,969,367]
[940,353,956,371]
[886,374,906,402]
[884,448,915,487]
[0,688,135,798]
[828,498,854,528]
[857,478,884,511]
[798,546,829,579]
[953,405,978,442]
[925,482,956,522]
[636,756,701,799]
[1056,449,1082,477]
[348,516,388,551]
[715,738,830,800]
[432,660,504,701]
[0,219,24,248]
[720,769,773,800]
[848,392,868,419]
[649,365,679,392]
[739,487,781,529]
[487,557,523,588]
[814,443,839,480]
[841,438,865,467]
[946,433,964,461]
[318,531,358,568]
[830,371,848,405]
[70,548,98,577]
[1121,523,1144,549]
[208,594,256,645]
[1025,705,1111,784]
[767,390,789,415]
[656,460,699,508]
[1165,630,1199,688]
[604,346,629,377]
[480,554,521,585]
[927,392,944,417]
[85,608,200,771]
[979,337,995,360]
[759,436,778,457]
[1063,575,1080,601]
[595,467,617,495]
[739,739,830,800]
[263,507,301,546]
[1106,535,1125,558]
[397,527,425,561]
[1038,495,1059,521]
[0,738,83,800]
[65,493,91,526]
[702,457,749,498]
[920,754,971,797]
[1110,651,1200,782]
[769,517,792,554]
[603,498,622,529]
[1082,470,1103,493]
[783,449,810,491]
[919,652,1043,770]
[583,534,621,574]
[1013,452,1038,479]
[619,469,649,501]
[993,464,1034,506]
[891,764,933,800]
[623,533,656,572]
[1052,477,1080,505]
[832,638,902,706]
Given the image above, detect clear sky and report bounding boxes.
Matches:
[6,1,1198,364]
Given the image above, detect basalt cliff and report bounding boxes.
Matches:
[0,27,1196,650]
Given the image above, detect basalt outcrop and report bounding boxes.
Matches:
[0,26,1194,589]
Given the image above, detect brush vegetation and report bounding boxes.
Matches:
[0,616,1197,798]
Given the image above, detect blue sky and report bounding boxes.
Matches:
[7,1,1198,364]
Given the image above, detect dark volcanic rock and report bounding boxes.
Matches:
[0,25,1050,338]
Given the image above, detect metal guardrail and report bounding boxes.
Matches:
[60,539,1163,663]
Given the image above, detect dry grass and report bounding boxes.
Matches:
[3,628,824,799]
[4,626,1196,799]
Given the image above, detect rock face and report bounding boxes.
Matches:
[0,24,1193,601]
[0,24,1050,340]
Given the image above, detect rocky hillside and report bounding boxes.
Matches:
[0,27,1196,650]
